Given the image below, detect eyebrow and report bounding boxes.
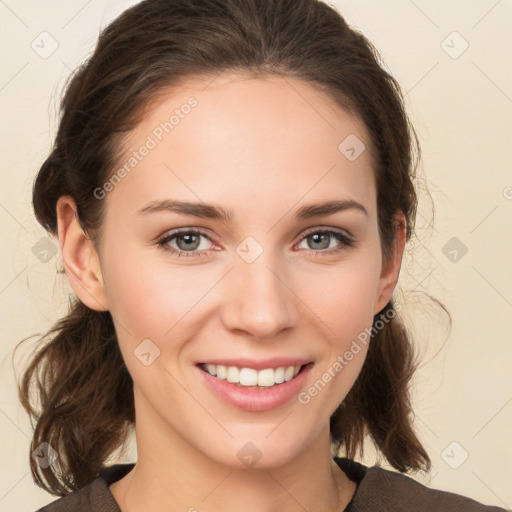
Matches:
[136,199,368,222]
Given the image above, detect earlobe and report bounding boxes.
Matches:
[374,211,407,315]
[56,196,109,312]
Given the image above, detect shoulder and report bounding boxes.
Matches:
[35,464,134,512]
[35,479,103,512]
[362,465,508,511]
[334,458,509,512]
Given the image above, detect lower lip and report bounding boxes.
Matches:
[196,364,313,412]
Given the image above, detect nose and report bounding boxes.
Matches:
[220,256,300,341]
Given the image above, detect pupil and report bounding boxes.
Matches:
[310,233,328,250]
[179,233,199,251]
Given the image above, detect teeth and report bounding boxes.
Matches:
[226,366,240,383]
[240,367,258,386]
[205,364,217,376]
[202,364,302,387]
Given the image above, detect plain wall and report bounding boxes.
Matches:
[0,0,511,510]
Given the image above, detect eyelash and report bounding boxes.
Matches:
[156,227,354,259]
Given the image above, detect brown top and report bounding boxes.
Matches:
[36,457,509,512]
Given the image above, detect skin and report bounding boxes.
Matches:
[56,73,406,512]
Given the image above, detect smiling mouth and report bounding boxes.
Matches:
[197,363,311,388]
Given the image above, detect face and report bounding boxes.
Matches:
[60,73,404,470]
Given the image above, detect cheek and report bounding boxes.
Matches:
[297,273,374,421]
[296,252,381,398]
[102,243,206,335]
[301,256,382,340]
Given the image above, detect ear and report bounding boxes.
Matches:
[56,195,108,311]
[373,210,407,315]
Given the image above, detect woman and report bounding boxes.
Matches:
[16,0,507,510]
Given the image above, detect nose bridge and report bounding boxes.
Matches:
[222,246,298,339]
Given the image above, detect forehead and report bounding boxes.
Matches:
[104,72,377,223]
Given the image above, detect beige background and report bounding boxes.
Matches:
[1,0,511,510]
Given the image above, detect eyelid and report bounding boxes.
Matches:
[156,225,355,257]
[157,225,354,243]
[296,225,354,243]
[157,227,216,248]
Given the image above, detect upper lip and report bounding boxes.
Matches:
[197,358,312,371]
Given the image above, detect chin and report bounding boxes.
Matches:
[203,432,312,471]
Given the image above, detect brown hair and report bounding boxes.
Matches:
[16,0,446,496]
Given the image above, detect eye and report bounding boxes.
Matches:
[295,228,354,256]
[156,229,214,258]
[156,227,354,258]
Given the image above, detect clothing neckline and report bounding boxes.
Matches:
[97,457,368,512]
[333,458,368,511]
